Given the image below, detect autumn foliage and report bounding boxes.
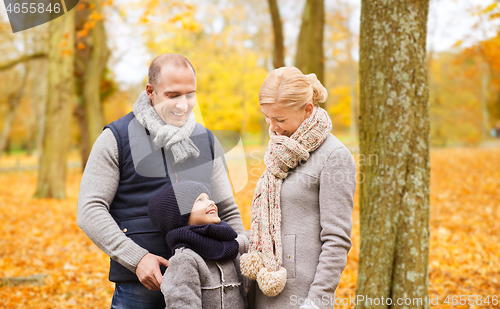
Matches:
[0,146,499,308]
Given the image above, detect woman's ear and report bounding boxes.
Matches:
[304,102,314,118]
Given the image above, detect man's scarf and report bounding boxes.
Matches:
[133,90,200,164]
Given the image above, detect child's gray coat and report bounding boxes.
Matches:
[161,247,248,309]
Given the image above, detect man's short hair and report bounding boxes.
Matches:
[148,54,196,90]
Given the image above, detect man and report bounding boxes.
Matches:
[77,54,246,308]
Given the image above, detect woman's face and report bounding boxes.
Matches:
[188,193,221,226]
[261,102,314,138]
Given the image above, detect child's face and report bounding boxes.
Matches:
[188,193,221,226]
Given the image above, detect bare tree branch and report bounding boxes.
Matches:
[0,53,47,71]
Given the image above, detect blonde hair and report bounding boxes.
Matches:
[259,67,327,110]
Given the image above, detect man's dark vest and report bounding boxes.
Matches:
[104,112,214,282]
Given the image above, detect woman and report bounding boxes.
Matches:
[240,67,357,309]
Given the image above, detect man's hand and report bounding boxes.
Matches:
[136,253,169,291]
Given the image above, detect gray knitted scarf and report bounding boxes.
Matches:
[132,90,200,164]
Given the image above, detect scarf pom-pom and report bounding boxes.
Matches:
[240,252,264,280]
[257,266,287,297]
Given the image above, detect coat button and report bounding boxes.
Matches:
[287,255,291,259]
[123,228,127,233]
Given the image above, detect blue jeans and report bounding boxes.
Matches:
[110,282,165,309]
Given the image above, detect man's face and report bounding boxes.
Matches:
[146,65,197,127]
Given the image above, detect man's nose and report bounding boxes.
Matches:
[175,96,188,111]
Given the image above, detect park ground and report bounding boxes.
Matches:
[0,145,499,308]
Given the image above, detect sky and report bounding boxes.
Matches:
[426,0,499,51]
[107,0,499,85]
[1,0,499,85]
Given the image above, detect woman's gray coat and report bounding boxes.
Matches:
[251,134,357,309]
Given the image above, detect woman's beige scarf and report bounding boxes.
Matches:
[240,106,332,297]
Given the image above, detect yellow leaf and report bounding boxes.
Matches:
[453,40,463,48]
[482,3,498,13]
[89,11,104,22]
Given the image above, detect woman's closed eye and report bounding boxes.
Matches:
[265,115,285,123]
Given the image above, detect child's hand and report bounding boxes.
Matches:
[236,234,250,255]
[136,253,169,290]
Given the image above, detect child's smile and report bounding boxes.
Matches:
[206,206,217,215]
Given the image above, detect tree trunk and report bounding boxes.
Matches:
[0,70,29,160]
[480,62,490,141]
[74,103,90,170]
[347,34,358,143]
[0,96,19,159]
[75,0,110,170]
[34,70,47,158]
[356,1,430,308]
[267,0,285,69]
[4,138,12,156]
[34,11,76,199]
[295,0,325,107]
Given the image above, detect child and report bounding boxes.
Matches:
[147,181,249,309]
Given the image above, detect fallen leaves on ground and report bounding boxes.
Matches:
[335,147,500,309]
[0,147,499,308]
[0,170,113,308]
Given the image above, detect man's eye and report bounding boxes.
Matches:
[277,119,285,123]
[186,93,195,98]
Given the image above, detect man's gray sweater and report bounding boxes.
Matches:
[77,124,245,274]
